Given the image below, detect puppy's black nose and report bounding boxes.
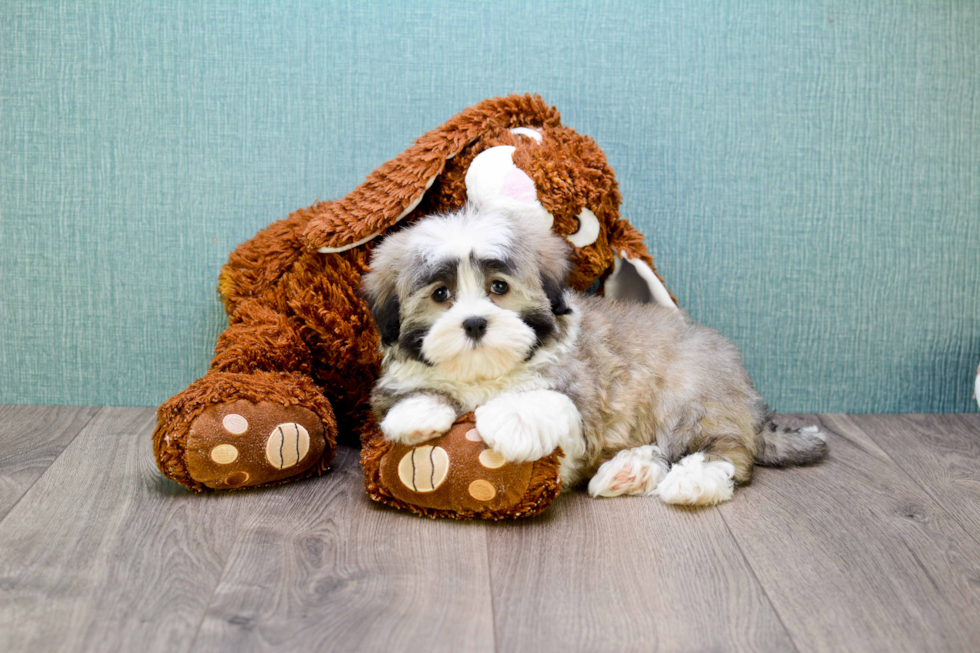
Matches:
[462,316,488,340]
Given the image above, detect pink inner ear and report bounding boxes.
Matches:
[501,168,537,203]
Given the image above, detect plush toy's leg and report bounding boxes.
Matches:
[153,301,338,491]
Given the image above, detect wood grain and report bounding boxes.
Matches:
[3,408,980,652]
[0,405,100,520]
[719,414,980,653]
[850,414,980,544]
[0,408,251,652]
[487,491,795,652]
[191,445,495,653]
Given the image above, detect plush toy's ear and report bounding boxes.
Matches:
[602,220,678,308]
[464,144,555,232]
[304,94,561,253]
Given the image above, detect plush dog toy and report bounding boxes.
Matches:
[153,94,675,518]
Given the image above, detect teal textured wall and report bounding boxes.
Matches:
[1,1,978,412]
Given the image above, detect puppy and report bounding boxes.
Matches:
[363,205,828,505]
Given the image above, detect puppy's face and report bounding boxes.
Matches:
[364,206,572,383]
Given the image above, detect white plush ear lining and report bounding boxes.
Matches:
[567,208,601,248]
[975,363,980,408]
[510,127,542,142]
[464,145,554,230]
[604,251,677,308]
[318,231,382,254]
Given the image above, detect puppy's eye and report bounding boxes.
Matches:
[490,280,509,295]
[432,286,451,303]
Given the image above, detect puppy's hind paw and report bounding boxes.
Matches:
[588,445,669,498]
[656,453,735,506]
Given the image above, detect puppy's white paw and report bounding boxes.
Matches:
[588,445,669,498]
[800,425,828,442]
[475,391,581,463]
[380,395,456,445]
[656,453,735,506]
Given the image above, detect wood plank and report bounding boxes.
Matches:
[191,445,495,653]
[487,491,795,652]
[719,414,980,653]
[850,414,980,544]
[0,407,252,652]
[0,405,100,520]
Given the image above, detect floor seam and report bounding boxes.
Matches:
[716,507,802,653]
[184,520,242,653]
[0,406,104,528]
[484,524,498,653]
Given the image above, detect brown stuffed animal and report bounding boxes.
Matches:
[365,413,564,520]
[153,94,675,517]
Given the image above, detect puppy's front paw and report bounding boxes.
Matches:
[475,392,575,463]
[380,395,456,445]
[656,453,735,506]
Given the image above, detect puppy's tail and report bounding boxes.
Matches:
[754,414,829,467]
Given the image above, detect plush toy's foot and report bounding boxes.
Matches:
[361,414,564,520]
[182,399,326,489]
[154,371,337,491]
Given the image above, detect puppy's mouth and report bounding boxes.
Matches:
[421,309,536,382]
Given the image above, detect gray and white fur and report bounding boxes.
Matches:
[363,205,828,505]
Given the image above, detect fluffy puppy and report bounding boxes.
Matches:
[363,205,828,505]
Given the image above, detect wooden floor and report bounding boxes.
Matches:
[1,408,979,652]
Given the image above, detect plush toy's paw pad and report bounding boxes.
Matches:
[265,423,311,470]
[185,400,326,489]
[656,453,735,506]
[397,445,450,492]
[378,415,558,515]
[588,445,668,498]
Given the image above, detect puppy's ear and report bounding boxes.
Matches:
[541,273,572,316]
[362,235,405,345]
[529,220,573,316]
[369,293,401,345]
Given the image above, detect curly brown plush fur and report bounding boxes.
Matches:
[153,94,673,518]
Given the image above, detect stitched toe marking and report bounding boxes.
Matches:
[210,444,239,465]
[222,413,248,435]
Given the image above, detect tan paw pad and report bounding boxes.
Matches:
[210,444,239,465]
[222,413,248,434]
[265,423,311,470]
[398,445,449,492]
[478,449,506,469]
[468,479,497,501]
